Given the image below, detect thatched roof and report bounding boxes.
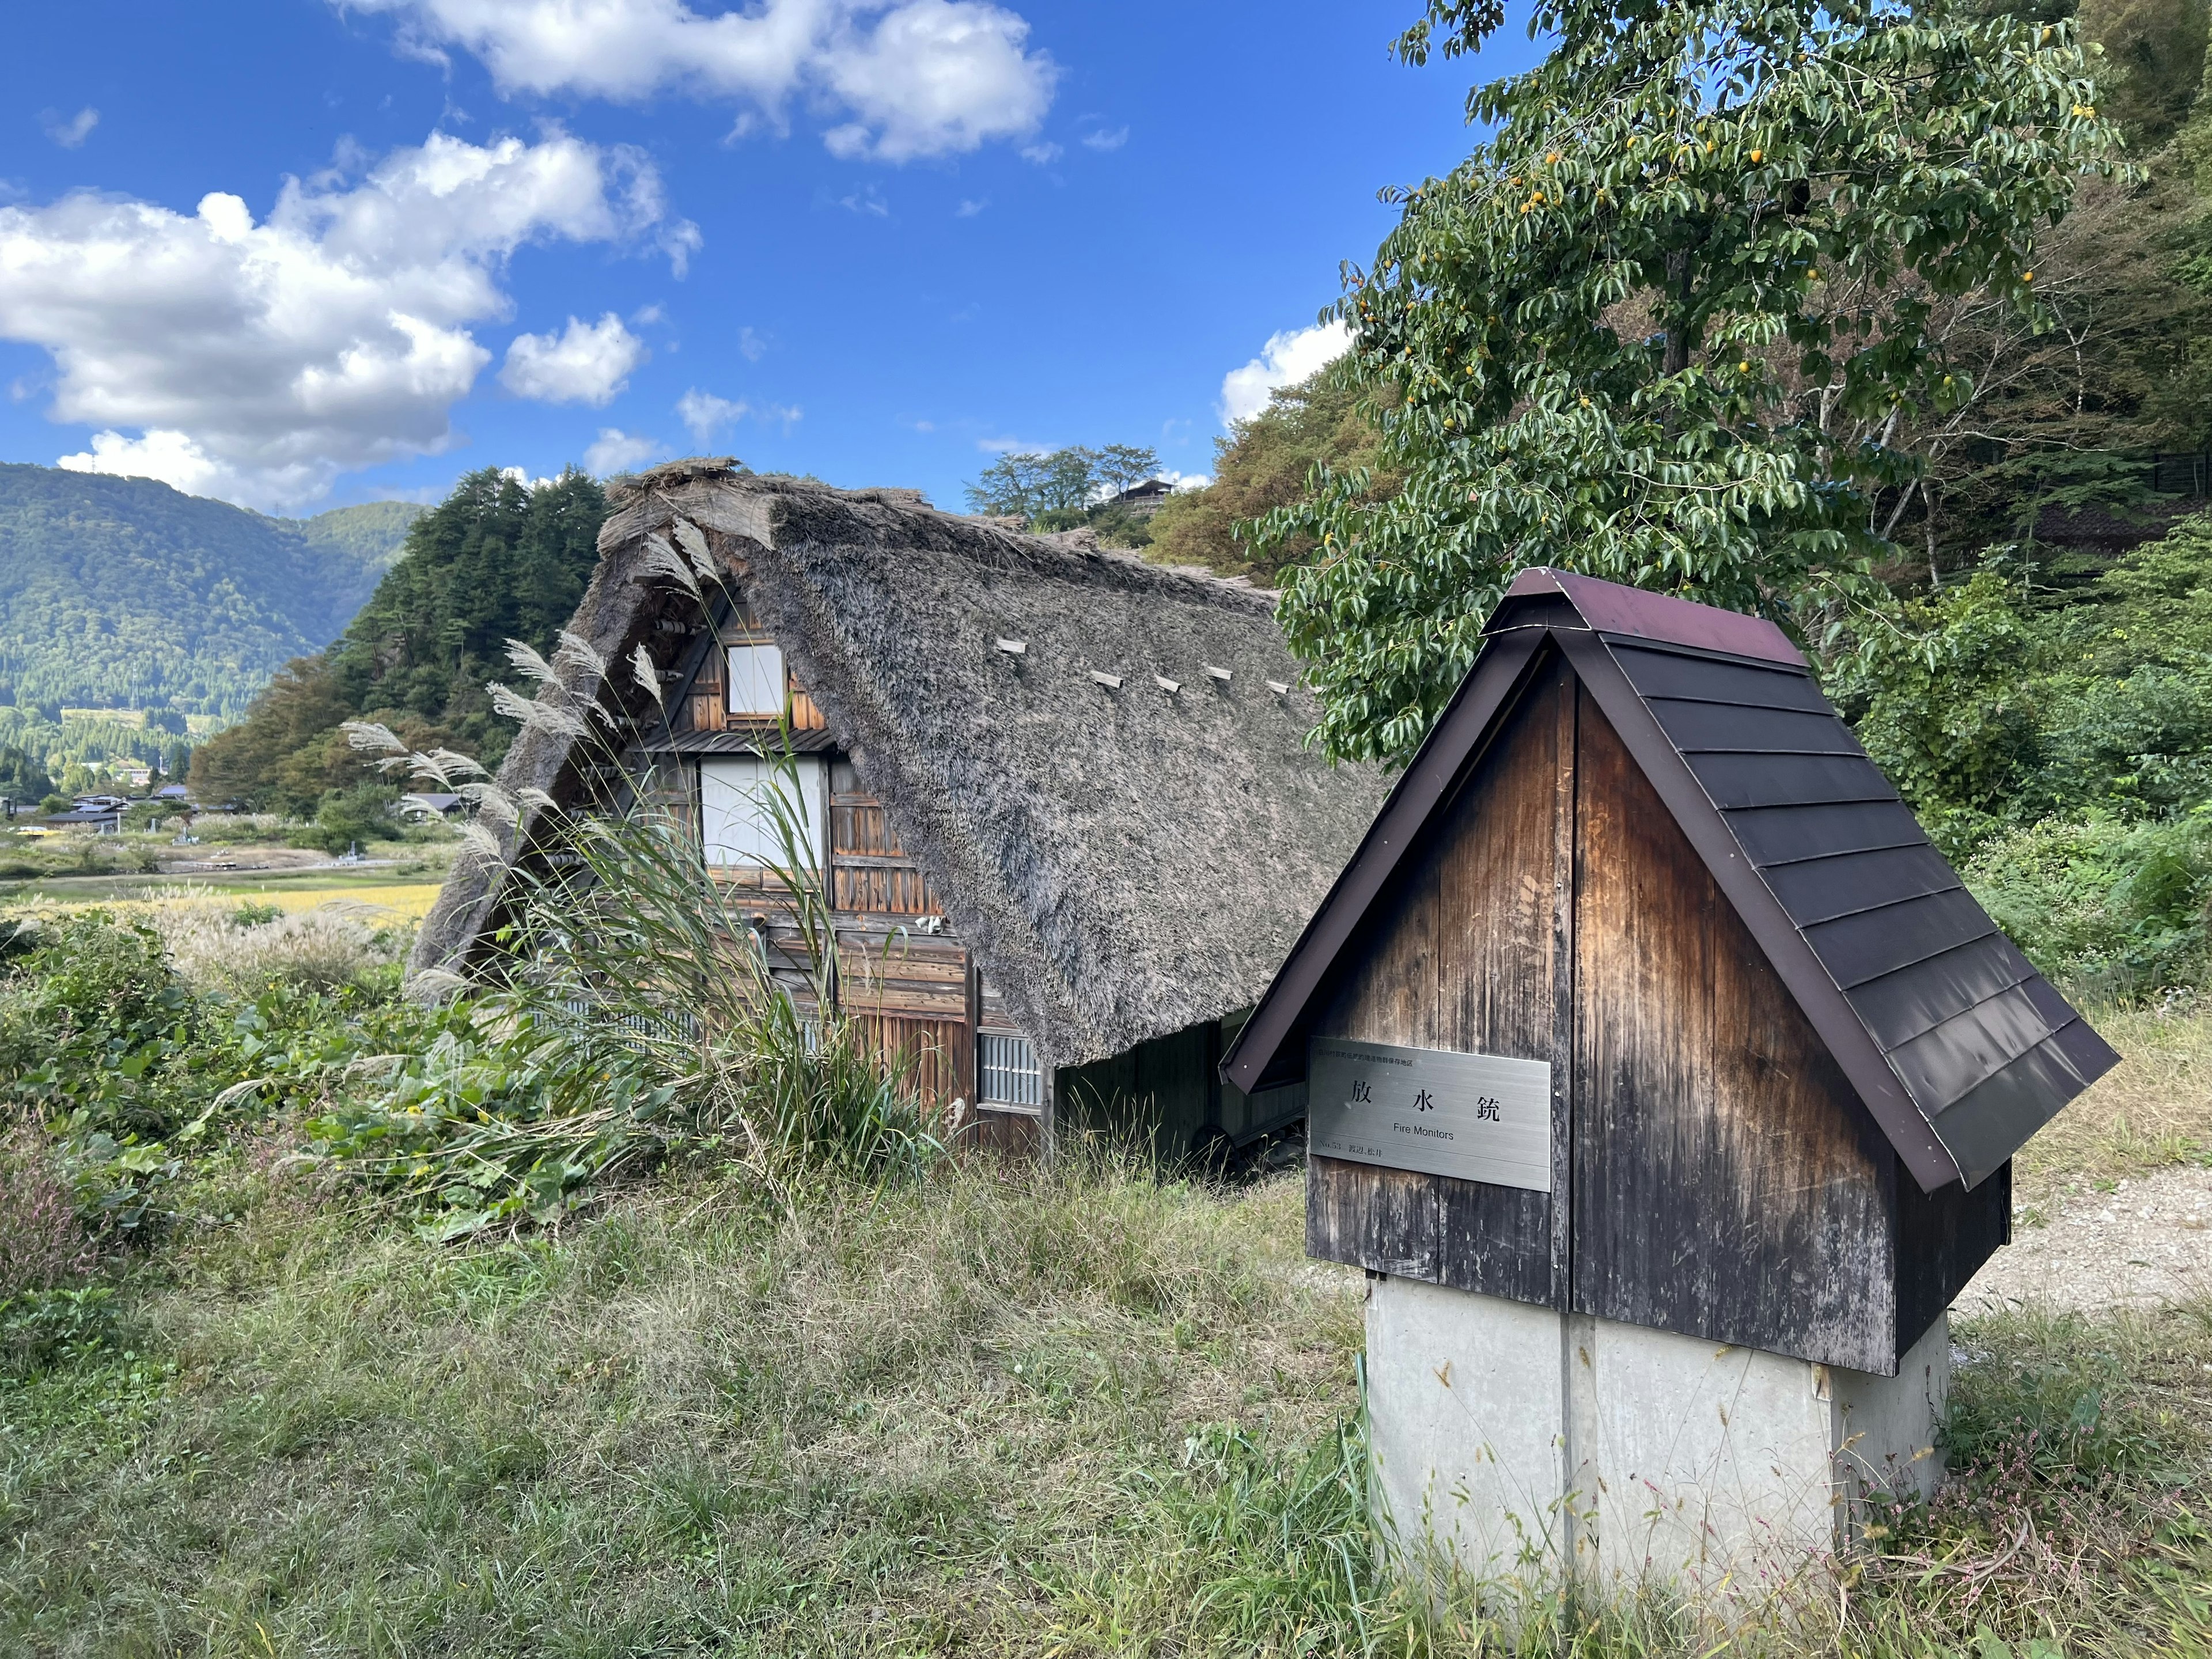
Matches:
[412,462,1388,1075]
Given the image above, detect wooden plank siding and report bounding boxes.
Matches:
[1059,1020,1218,1160]
[825,767,971,1113]
[1306,655,1567,1307]
[1570,683,1902,1370]
[656,608,990,1129]
[685,627,830,734]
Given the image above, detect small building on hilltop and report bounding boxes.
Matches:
[412,460,1387,1154]
[1104,478,1179,518]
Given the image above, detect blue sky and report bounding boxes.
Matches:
[0,1,1536,516]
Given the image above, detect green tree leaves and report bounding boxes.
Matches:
[963,444,1161,521]
[1265,0,2123,763]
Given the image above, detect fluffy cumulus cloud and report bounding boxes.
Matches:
[0,131,696,510]
[500,312,646,404]
[347,0,1056,163]
[584,427,662,474]
[1218,319,1352,425]
[677,388,746,444]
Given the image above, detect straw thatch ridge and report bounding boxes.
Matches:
[412,461,1389,1077]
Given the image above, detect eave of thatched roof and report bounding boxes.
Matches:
[411,461,1389,1075]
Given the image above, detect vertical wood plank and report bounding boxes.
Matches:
[1570,688,1899,1372]
[1548,653,1577,1314]
[1892,1157,2010,1356]
[1308,1156,1441,1279]
[1310,661,1564,1304]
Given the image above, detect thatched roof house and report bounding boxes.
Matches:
[413,460,1387,1154]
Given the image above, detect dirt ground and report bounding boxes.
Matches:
[162,846,346,873]
[1956,1162,2212,1314]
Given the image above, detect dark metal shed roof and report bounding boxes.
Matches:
[1222,567,2118,1192]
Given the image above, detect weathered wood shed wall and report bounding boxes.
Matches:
[1228,570,2116,1374]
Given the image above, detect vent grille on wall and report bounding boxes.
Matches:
[979,1032,1043,1107]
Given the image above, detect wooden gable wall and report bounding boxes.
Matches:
[647,607,1032,1150]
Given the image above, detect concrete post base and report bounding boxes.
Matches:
[1365,1277,1948,1605]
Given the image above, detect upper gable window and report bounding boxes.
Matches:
[726,643,787,716]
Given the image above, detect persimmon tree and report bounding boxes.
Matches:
[1263,0,2122,763]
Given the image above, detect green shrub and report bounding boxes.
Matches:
[1964,813,2212,999]
[0,1284,121,1374]
[289,782,397,854]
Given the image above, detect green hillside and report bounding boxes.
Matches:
[192,467,611,816]
[0,464,422,722]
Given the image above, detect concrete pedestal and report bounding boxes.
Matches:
[1365,1277,1947,1604]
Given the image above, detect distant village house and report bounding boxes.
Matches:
[1104,478,1179,518]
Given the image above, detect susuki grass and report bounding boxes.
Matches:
[147,893,406,997]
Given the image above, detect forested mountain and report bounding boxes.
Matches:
[0,465,421,718]
[190,468,610,815]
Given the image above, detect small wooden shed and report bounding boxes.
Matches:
[1223,568,2117,1376]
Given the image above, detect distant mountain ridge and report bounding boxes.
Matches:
[0,464,424,718]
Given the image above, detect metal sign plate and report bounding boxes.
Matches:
[1306,1036,1552,1191]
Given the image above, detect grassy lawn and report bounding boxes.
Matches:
[2012,1001,2212,1217]
[3,1139,2209,1657]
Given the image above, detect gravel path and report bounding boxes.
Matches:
[1955,1163,2212,1315]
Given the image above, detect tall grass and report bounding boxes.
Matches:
[322,535,939,1233]
[2009,996,2212,1213]
[12,1138,2195,1657]
[146,894,403,997]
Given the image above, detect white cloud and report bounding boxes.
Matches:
[347,0,1057,163]
[500,312,646,405]
[955,197,987,217]
[1157,468,1209,490]
[41,108,99,149]
[1218,319,1352,425]
[677,386,799,444]
[1018,141,1061,165]
[1080,125,1126,151]
[679,388,746,443]
[737,325,767,360]
[585,427,662,473]
[0,130,692,510]
[835,183,889,217]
